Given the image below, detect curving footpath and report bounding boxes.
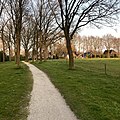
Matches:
[24,62,78,120]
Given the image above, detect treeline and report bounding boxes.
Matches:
[73,34,120,58]
[51,34,120,59]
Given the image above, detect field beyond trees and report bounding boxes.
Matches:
[0,62,33,120]
[33,59,120,120]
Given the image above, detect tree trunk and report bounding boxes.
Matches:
[66,36,74,69]
[2,41,5,63]
[32,32,36,62]
[94,50,96,58]
[117,46,120,58]
[16,31,21,66]
[1,27,5,62]
[25,49,29,62]
[8,33,12,61]
[107,50,110,58]
[39,47,42,61]
[15,0,22,67]
[43,45,48,61]
[32,47,35,62]
[39,30,42,61]
[8,46,11,61]
[14,47,17,63]
[64,24,74,69]
[36,30,39,61]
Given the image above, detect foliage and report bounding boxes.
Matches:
[33,59,120,120]
[0,62,33,120]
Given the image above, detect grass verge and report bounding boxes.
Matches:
[32,59,120,120]
[0,62,33,120]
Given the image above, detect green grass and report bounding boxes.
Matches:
[0,62,33,120]
[32,59,120,120]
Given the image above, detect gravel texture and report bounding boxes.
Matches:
[24,62,78,120]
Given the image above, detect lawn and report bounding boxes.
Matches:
[0,62,33,120]
[32,59,120,120]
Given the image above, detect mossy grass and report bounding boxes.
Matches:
[32,58,120,120]
[0,62,33,120]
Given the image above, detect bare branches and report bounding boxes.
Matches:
[0,0,8,16]
[50,0,120,39]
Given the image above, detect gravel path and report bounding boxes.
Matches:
[24,62,78,120]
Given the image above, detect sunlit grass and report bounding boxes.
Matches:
[0,62,33,120]
[32,59,120,120]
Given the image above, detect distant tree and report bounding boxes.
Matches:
[49,0,120,69]
[54,41,67,58]
[83,36,90,53]
[76,35,82,53]
[103,34,115,58]
[96,37,104,58]
[89,36,101,57]
[112,38,120,58]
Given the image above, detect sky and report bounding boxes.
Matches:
[80,25,120,38]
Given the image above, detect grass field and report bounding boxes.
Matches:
[32,59,120,120]
[0,62,33,120]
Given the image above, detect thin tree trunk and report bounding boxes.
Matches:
[25,49,29,62]
[117,46,120,58]
[16,31,21,66]
[39,47,42,61]
[43,44,48,61]
[36,30,39,61]
[39,30,42,61]
[14,46,17,63]
[2,41,5,62]
[94,49,96,58]
[8,33,11,61]
[1,27,5,62]
[32,47,35,62]
[107,50,110,58]
[8,46,11,61]
[32,31,36,62]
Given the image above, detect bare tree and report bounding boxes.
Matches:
[49,0,120,69]
[5,0,30,66]
[95,37,103,58]
[0,16,10,62]
[21,15,34,61]
[73,34,82,53]
[5,20,15,61]
[1,26,6,62]
[31,0,62,61]
[112,37,120,58]
[103,34,115,58]
[87,36,100,57]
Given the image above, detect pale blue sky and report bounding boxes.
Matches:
[80,25,120,38]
